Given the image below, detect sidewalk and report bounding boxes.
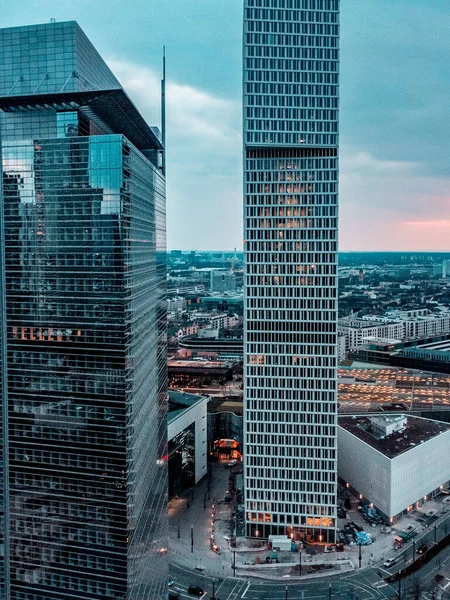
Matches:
[168,461,450,580]
[168,461,235,579]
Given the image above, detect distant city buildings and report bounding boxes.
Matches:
[443,260,450,278]
[243,0,339,541]
[210,269,237,294]
[339,307,450,357]
[0,22,167,599]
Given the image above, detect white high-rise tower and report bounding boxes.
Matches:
[243,0,339,542]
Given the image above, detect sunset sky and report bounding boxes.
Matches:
[5,0,450,251]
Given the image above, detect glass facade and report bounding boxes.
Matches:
[0,22,167,600]
[243,0,339,542]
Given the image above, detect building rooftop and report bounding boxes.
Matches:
[168,359,230,369]
[207,397,244,416]
[338,414,450,459]
[168,390,206,423]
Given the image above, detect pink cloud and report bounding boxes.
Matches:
[401,220,450,227]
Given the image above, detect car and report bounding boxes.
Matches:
[383,557,396,568]
[227,460,237,468]
[169,594,180,600]
[188,586,204,596]
[417,543,429,555]
[168,579,174,587]
[212,545,221,554]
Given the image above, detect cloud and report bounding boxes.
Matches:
[107,59,240,147]
[340,151,420,174]
[339,148,450,251]
[401,220,450,228]
[106,58,243,250]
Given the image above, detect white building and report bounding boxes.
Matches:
[168,391,208,493]
[243,0,339,542]
[443,260,450,278]
[338,415,450,520]
[211,270,237,294]
[339,308,450,357]
[167,296,186,315]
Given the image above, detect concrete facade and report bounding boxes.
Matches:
[168,391,208,484]
[338,415,450,519]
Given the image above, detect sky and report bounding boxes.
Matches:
[5,1,450,251]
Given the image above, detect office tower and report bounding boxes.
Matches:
[243,0,339,542]
[0,22,167,600]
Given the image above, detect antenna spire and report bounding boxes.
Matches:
[161,46,166,175]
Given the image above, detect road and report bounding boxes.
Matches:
[170,542,450,600]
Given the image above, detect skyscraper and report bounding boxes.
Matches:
[243,0,339,542]
[0,22,167,599]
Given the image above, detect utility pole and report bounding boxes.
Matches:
[299,549,302,576]
[204,492,207,510]
[412,540,415,561]
[434,523,437,544]
[191,524,194,553]
[177,516,180,539]
[232,550,236,577]
[285,584,288,600]
[358,543,362,569]
[212,580,216,600]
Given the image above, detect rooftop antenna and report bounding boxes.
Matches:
[161,46,166,176]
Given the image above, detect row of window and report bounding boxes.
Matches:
[246,384,336,398]
[247,71,338,85]
[246,92,338,108]
[246,157,337,170]
[246,422,335,436]
[245,0,338,11]
[247,21,337,35]
[246,353,336,365]
[246,8,338,23]
[246,228,338,241]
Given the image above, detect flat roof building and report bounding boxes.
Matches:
[168,391,208,498]
[338,415,450,521]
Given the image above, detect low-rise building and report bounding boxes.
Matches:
[168,390,208,498]
[168,359,234,388]
[210,269,237,293]
[338,414,450,522]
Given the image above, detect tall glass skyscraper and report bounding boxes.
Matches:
[0,22,167,599]
[243,0,339,542]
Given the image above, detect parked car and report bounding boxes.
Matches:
[227,460,237,468]
[417,543,429,555]
[188,585,204,596]
[212,545,221,554]
[168,579,174,587]
[383,557,396,568]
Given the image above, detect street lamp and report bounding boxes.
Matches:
[285,584,288,600]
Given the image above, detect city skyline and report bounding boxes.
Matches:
[4,1,450,252]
